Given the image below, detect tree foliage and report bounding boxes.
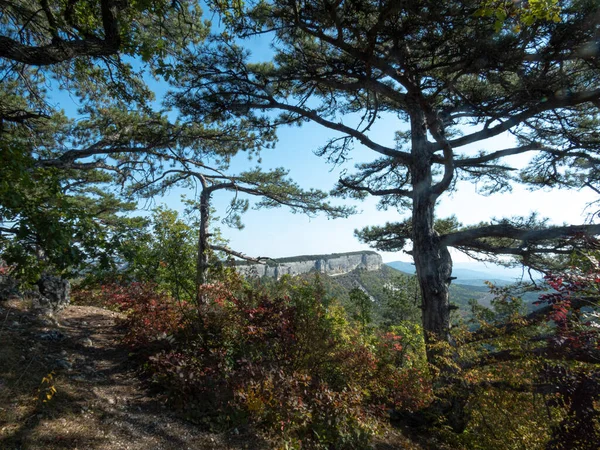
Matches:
[114,207,199,301]
[0,0,205,280]
[0,0,351,289]
[177,0,600,354]
[0,0,205,112]
[0,109,144,281]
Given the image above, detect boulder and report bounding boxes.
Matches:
[0,261,19,301]
[0,273,19,302]
[35,273,70,313]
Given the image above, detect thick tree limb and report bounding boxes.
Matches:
[452,143,543,167]
[36,146,158,169]
[337,177,413,197]
[441,224,600,248]
[0,109,49,124]
[0,37,119,65]
[443,88,600,150]
[0,0,122,65]
[244,99,413,163]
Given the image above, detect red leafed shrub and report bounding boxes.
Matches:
[532,263,600,449]
[383,367,434,413]
[98,282,190,349]
[534,268,600,360]
[148,347,233,421]
[110,278,434,448]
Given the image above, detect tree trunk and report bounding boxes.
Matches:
[195,188,211,305]
[409,108,467,433]
[409,110,454,361]
[412,204,453,351]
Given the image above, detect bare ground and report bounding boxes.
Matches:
[0,300,269,450]
[0,300,423,450]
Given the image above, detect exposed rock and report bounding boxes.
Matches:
[0,273,19,302]
[34,273,71,313]
[237,251,383,279]
[54,359,73,370]
[39,330,66,341]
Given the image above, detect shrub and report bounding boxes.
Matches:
[98,282,190,350]
[441,252,600,449]
[114,278,434,448]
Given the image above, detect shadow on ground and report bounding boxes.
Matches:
[0,301,267,450]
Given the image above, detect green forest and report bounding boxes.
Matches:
[1,0,600,448]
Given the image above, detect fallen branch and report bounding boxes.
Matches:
[210,245,272,264]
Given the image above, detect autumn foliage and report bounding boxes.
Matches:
[441,254,600,449]
[86,277,432,448]
[75,251,600,449]
[97,282,191,349]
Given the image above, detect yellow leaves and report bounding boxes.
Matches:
[245,389,265,413]
[527,0,562,22]
[239,378,276,416]
[37,371,57,404]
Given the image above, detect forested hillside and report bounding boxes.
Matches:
[292,263,538,324]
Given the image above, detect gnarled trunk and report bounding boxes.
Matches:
[409,109,454,361]
[409,109,466,432]
[412,200,453,354]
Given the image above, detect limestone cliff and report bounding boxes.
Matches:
[236,251,383,279]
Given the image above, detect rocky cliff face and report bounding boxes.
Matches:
[237,251,383,279]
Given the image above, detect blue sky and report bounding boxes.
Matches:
[49,19,598,264]
[155,101,597,263]
[204,122,597,263]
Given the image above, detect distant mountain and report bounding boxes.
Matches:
[291,263,542,325]
[386,260,535,287]
[301,265,496,323]
[384,261,416,274]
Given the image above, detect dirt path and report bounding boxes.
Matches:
[0,302,265,450]
[1,301,423,450]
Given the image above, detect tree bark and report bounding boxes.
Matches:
[0,0,122,66]
[409,109,454,360]
[195,188,211,305]
[408,108,469,432]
